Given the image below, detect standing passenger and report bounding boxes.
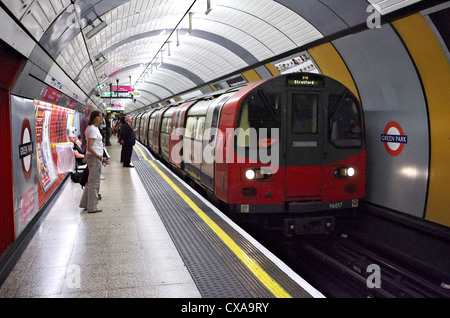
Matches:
[79,111,109,213]
[105,113,113,146]
[121,115,135,167]
[80,104,97,154]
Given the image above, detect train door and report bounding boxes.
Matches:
[284,91,324,199]
[201,95,230,191]
[183,116,198,178]
[154,107,168,154]
[160,109,174,161]
[170,102,196,168]
[183,102,209,180]
[148,112,157,150]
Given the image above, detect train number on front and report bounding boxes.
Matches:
[329,202,343,209]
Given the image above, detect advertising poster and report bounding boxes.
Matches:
[11,96,39,239]
[67,111,75,136]
[35,101,58,193]
[274,52,319,75]
[50,104,68,143]
[42,86,63,104]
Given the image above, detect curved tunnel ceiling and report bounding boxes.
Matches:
[1,0,424,113]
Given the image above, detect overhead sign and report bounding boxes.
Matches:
[102,91,134,98]
[381,121,407,156]
[111,85,134,92]
[106,104,124,113]
[226,75,247,87]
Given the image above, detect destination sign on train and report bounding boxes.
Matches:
[287,75,323,87]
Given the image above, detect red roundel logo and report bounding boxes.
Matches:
[381,121,407,157]
[20,118,33,182]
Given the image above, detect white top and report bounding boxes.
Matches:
[85,125,103,157]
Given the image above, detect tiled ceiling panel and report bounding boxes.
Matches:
[0,0,427,112]
[368,0,423,15]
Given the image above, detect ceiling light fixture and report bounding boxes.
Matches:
[133,1,197,91]
[188,12,194,34]
[95,59,108,69]
[86,19,107,39]
[205,0,212,15]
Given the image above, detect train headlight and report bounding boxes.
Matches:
[243,168,273,181]
[347,167,355,177]
[334,166,356,178]
[245,169,256,180]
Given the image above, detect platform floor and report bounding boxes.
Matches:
[0,137,323,298]
[0,139,201,298]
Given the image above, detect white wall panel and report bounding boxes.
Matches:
[333,25,429,218]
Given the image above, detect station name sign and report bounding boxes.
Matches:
[19,141,33,159]
[380,134,407,144]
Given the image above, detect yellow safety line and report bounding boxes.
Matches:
[136,145,292,298]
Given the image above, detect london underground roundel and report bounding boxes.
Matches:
[381,121,407,157]
[20,118,33,182]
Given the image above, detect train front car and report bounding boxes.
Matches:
[216,73,365,234]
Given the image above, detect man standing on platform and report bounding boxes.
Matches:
[105,113,113,146]
[121,115,135,167]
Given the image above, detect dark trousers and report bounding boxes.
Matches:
[105,127,112,146]
[122,144,133,166]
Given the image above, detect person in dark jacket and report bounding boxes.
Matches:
[120,115,136,167]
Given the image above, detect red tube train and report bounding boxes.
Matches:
[133,73,365,233]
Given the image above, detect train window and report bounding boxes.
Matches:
[161,118,168,133]
[149,117,155,130]
[195,117,206,141]
[292,94,318,134]
[236,92,281,147]
[329,93,363,148]
[171,112,182,138]
[161,117,172,134]
[184,116,197,139]
[175,112,181,130]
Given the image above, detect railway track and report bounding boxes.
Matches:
[241,208,450,298]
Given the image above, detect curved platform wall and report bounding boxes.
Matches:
[332,24,430,219]
[11,97,76,239]
[307,10,450,227]
[393,13,450,227]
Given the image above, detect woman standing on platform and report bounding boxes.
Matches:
[79,110,109,213]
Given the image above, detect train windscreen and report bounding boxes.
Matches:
[329,92,363,148]
[236,91,281,148]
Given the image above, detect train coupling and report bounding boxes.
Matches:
[284,216,334,236]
